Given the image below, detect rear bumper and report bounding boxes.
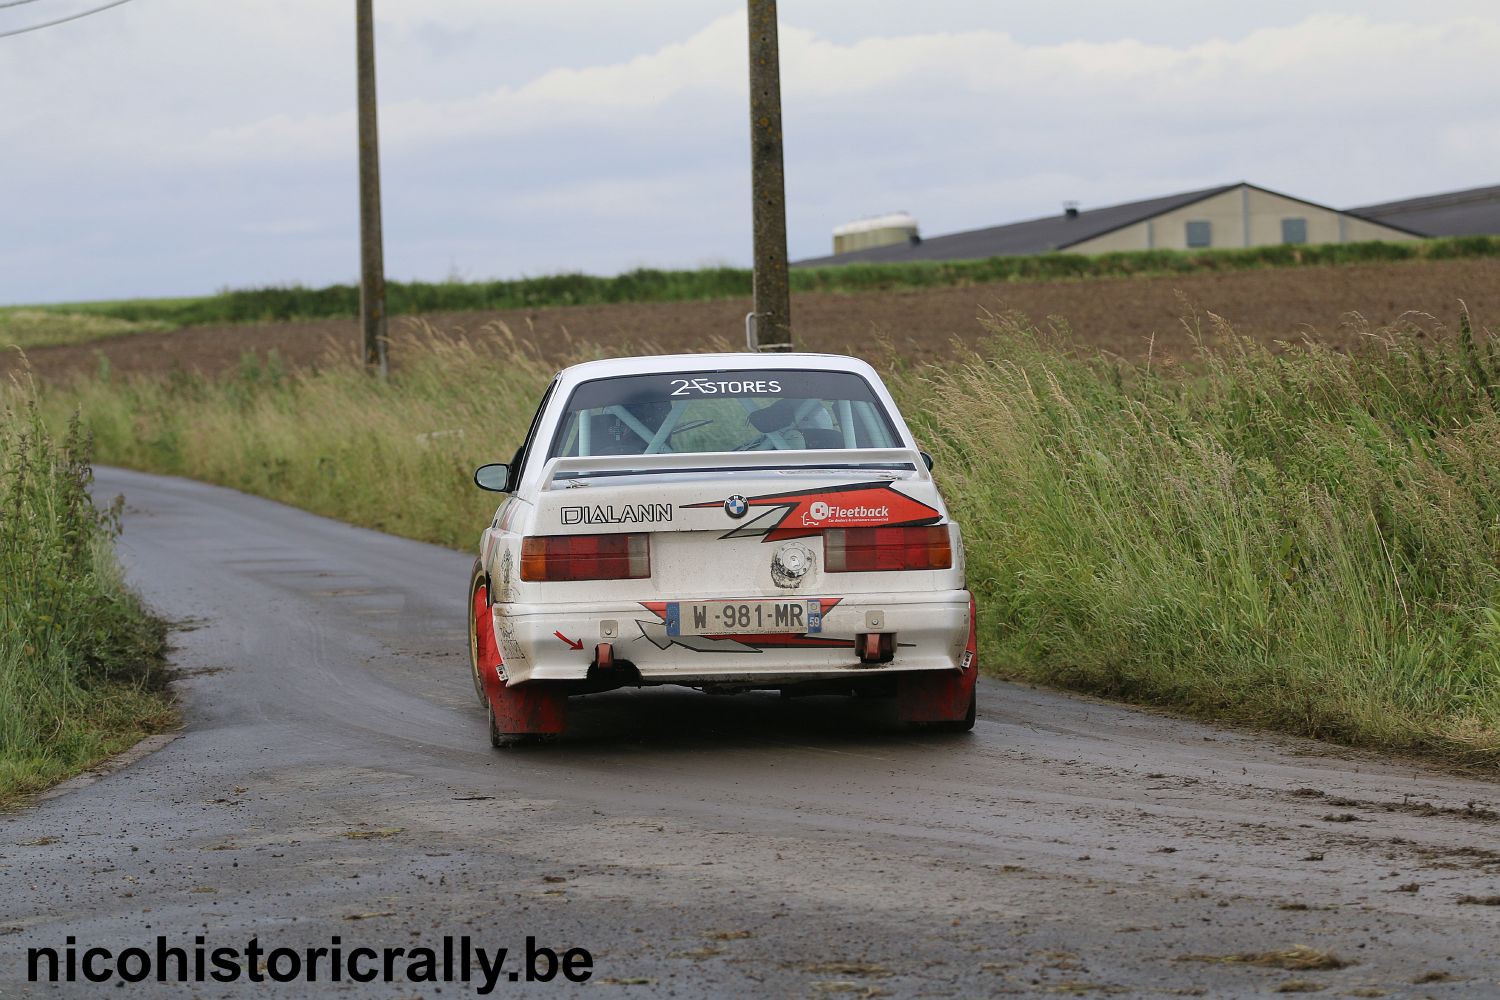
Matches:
[490,589,973,686]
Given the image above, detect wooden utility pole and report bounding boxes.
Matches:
[746,0,792,351]
[355,0,388,376]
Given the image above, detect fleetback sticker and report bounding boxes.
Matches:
[801,500,888,527]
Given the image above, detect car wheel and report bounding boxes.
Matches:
[468,558,491,708]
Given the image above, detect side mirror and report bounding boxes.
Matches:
[474,463,510,492]
[920,451,935,472]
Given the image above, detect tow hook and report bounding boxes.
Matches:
[856,632,895,664]
[594,642,614,669]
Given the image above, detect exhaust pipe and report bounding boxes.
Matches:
[856,632,895,664]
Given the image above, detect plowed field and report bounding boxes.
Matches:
[15,257,1498,379]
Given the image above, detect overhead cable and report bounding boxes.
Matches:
[0,0,134,39]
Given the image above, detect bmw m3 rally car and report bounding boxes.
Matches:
[467,352,977,745]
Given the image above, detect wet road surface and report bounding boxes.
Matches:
[3,467,1499,997]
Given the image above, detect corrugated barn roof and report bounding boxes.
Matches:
[796,185,1239,266]
[1348,184,1500,238]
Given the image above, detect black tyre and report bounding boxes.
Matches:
[468,558,490,708]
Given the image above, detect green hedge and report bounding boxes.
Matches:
[13,235,1499,328]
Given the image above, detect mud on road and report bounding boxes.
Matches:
[2,467,1498,997]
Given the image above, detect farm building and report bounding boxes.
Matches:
[796,182,1436,267]
[1347,184,1500,239]
[831,212,920,254]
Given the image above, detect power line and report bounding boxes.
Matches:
[0,0,134,38]
[0,0,53,10]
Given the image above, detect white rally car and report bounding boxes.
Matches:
[467,352,977,745]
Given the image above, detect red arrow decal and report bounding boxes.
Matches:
[553,631,584,651]
[686,483,941,542]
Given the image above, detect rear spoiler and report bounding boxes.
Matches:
[540,449,929,489]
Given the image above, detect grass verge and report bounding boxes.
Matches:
[34,313,1500,764]
[1,375,175,805]
[43,326,562,547]
[9,235,1499,328]
[903,310,1500,762]
[1,311,171,351]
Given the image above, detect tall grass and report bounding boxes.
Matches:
[907,311,1500,760]
[13,236,1499,328]
[37,313,1500,761]
[52,326,563,547]
[1,374,173,802]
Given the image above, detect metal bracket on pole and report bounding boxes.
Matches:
[745,312,758,352]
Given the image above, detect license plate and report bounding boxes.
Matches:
[666,599,823,637]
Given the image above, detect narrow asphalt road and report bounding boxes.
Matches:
[3,467,1499,998]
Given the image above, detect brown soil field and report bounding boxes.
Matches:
[14,257,1498,380]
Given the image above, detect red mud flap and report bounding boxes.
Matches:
[474,585,567,739]
[896,593,978,726]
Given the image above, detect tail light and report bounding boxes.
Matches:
[521,533,650,581]
[824,525,952,573]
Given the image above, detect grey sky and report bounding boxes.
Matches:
[3,1,1497,304]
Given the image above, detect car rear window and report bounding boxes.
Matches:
[548,370,901,458]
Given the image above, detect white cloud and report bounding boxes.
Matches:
[186,14,749,165]
[130,10,1500,169]
[1,3,1497,301]
[240,218,329,238]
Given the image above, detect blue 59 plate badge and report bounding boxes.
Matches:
[667,599,824,637]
